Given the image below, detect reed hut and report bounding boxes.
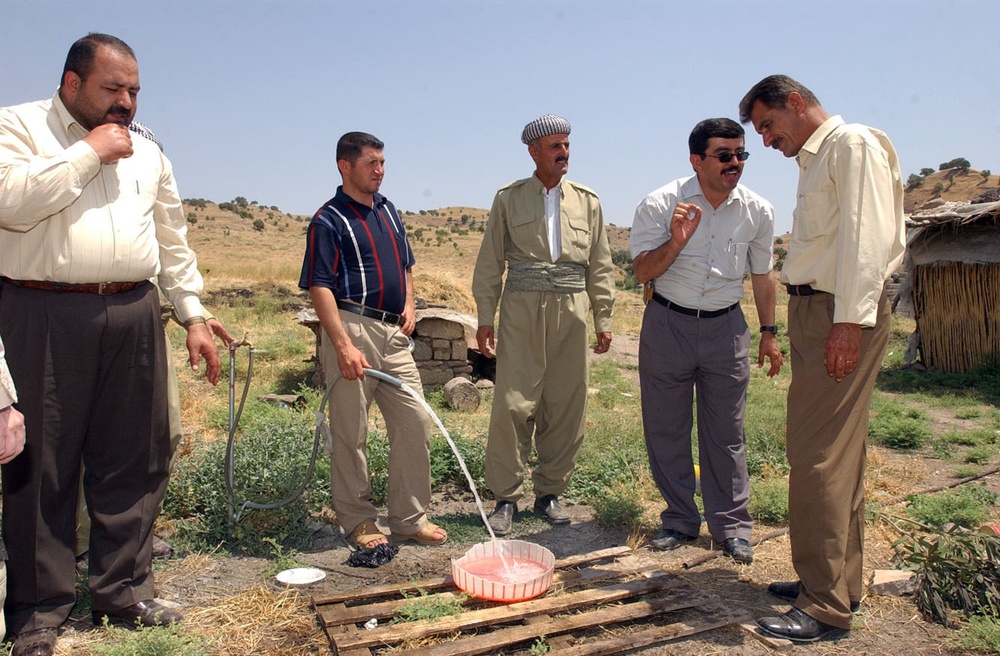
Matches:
[903,199,1000,373]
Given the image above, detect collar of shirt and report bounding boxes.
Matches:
[797,115,845,168]
[52,91,90,143]
[678,175,741,209]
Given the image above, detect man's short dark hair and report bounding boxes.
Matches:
[739,74,820,124]
[62,33,136,84]
[336,132,384,163]
[688,118,744,156]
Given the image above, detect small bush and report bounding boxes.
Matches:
[749,476,789,524]
[592,482,645,529]
[91,618,209,656]
[950,615,1000,652]
[869,405,933,450]
[905,483,997,529]
[963,445,994,465]
[252,219,265,231]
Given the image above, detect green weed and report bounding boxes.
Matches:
[749,475,790,525]
[392,588,467,624]
[950,615,1000,652]
[91,617,209,656]
[592,482,646,530]
[905,483,997,529]
[869,401,932,450]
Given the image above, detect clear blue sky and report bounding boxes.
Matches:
[3,1,998,234]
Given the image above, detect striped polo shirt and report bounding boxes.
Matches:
[298,186,415,314]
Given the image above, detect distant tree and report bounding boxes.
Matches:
[906,173,924,189]
[773,246,788,271]
[419,209,426,215]
[920,168,935,176]
[250,200,258,206]
[234,196,249,208]
[775,236,784,245]
[218,201,236,212]
[186,212,197,225]
[982,170,991,180]
[939,157,971,172]
[270,205,280,211]
[252,219,265,232]
[933,182,945,196]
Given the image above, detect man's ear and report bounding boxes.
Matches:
[61,71,81,99]
[787,91,806,116]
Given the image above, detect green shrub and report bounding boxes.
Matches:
[91,618,209,656]
[905,483,997,529]
[869,404,932,450]
[950,615,1000,652]
[162,401,330,555]
[750,476,789,524]
[592,483,645,529]
[963,445,994,465]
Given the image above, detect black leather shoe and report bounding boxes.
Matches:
[533,495,570,525]
[650,528,697,551]
[768,580,861,613]
[93,599,183,627]
[12,628,57,656]
[756,608,850,643]
[487,501,516,536]
[721,537,753,564]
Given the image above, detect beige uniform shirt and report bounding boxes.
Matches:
[0,93,205,321]
[782,116,905,326]
[473,175,615,333]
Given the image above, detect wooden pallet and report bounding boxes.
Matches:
[313,546,750,655]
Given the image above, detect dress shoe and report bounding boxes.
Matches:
[768,580,861,613]
[650,528,697,551]
[721,537,753,564]
[12,628,57,656]
[533,494,570,525]
[487,501,516,536]
[756,607,850,643]
[93,599,182,627]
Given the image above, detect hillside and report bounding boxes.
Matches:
[904,166,999,213]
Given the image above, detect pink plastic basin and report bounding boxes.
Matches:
[452,540,555,602]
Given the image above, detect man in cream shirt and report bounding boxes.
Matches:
[0,335,26,645]
[740,74,905,643]
[0,33,223,656]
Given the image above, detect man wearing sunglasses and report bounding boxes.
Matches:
[629,118,782,564]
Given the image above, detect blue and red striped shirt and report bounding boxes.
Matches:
[298,186,415,314]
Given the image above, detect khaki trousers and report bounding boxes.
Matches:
[786,291,891,629]
[321,311,431,536]
[485,289,589,502]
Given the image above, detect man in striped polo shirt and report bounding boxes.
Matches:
[299,131,446,553]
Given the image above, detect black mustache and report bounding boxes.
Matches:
[107,106,130,117]
[723,166,740,175]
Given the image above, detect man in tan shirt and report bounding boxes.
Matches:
[0,33,224,655]
[739,75,905,643]
[473,114,615,536]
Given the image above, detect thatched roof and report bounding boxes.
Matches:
[906,200,1000,266]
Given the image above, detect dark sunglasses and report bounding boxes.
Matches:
[704,151,750,163]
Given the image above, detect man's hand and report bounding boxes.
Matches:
[206,317,236,347]
[186,322,222,385]
[825,322,862,382]
[336,340,371,380]
[0,404,26,465]
[84,123,134,164]
[594,331,612,354]
[477,326,496,359]
[668,202,702,250]
[401,305,417,336]
[757,332,783,377]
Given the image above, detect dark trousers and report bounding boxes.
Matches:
[638,300,753,542]
[0,282,169,634]
[786,291,891,629]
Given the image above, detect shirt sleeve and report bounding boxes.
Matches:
[747,199,776,275]
[831,131,900,325]
[586,198,615,333]
[629,193,672,258]
[298,214,340,292]
[0,107,102,231]
[472,191,508,327]
[0,334,17,408]
[153,153,205,322]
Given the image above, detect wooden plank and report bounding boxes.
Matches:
[319,561,659,629]
[333,573,682,651]
[405,589,719,656]
[552,603,752,656]
[313,545,632,607]
[740,622,794,651]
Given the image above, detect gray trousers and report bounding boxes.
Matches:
[638,300,752,542]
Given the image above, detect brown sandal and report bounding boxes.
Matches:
[346,520,387,551]
[394,523,448,546]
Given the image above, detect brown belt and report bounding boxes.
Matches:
[1,277,145,295]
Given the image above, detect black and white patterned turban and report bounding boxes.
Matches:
[521,114,571,145]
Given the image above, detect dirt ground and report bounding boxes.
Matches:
[51,334,985,655]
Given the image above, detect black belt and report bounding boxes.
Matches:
[1,277,145,295]
[336,299,405,327]
[785,284,820,296]
[651,293,738,319]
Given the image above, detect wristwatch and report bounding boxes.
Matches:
[760,325,778,335]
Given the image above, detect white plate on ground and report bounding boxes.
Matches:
[275,567,326,585]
